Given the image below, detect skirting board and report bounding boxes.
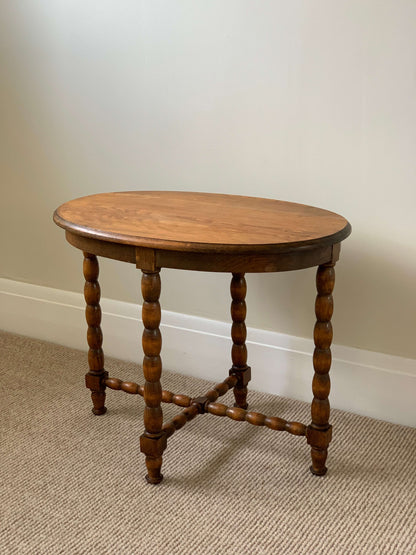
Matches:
[1,278,415,427]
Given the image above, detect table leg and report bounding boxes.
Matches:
[229,273,251,410]
[83,253,108,415]
[140,270,166,484]
[307,263,335,475]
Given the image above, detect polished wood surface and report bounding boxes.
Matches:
[229,273,251,410]
[54,191,351,253]
[65,229,339,273]
[53,190,351,483]
[140,270,166,484]
[83,253,108,415]
[307,263,335,476]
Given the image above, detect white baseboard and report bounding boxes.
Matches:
[1,278,415,427]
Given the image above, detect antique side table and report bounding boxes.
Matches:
[53,191,351,484]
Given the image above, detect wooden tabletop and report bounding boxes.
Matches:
[53,191,351,254]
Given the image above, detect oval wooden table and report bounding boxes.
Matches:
[53,191,351,484]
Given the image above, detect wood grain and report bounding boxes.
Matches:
[139,270,166,484]
[229,273,251,409]
[53,191,351,482]
[307,263,335,476]
[83,253,108,415]
[54,191,351,254]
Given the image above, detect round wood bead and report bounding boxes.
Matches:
[142,359,162,383]
[87,349,104,371]
[264,416,286,431]
[315,295,334,321]
[214,382,230,396]
[162,423,175,438]
[313,348,332,374]
[206,402,228,417]
[144,381,162,407]
[83,281,100,304]
[172,412,188,430]
[230,275,247,300]
[231,322,247,344]
[85,304,101,326]
[245,411,266,426]
[285,422,307,436]
[87,326,103,349]
[311,398,330,426]
[141,301,161,329]
[142,355,162,377]
[172,394,192,407]
[161,390,173,403]
[82,253,99,281]
[225,406,246,421]
[316,265,335,294]
[141,272,161,301]
[124,381,142,394]
[231,301,247,322]
[313,322,333,349]
[312,373,331,399]
[142,329,162,358]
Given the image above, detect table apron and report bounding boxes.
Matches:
[66,231,340,272]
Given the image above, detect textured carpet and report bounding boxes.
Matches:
[1,331,415,554]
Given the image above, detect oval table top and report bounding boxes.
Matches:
[53,191,351,255]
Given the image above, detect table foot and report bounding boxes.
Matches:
[145,470,163,485]
[140,433,167,484]
[310,458,328,476]
[91,405,107,416]
[90,390,107,416]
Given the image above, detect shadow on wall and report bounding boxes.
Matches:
[241,236,415,360]
[95,232,415,361]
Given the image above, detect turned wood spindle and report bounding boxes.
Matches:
[162,405,199,438]
[307,263,335,476]
[205,402,307,436]
[140,270,166,484]
[83,252,108,415]
[230,273,251,409]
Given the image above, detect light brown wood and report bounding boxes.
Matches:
[54,191,351,254]
[307,263,335,476]
[83,253,108,415]
[205,402,307,436]
[54,190,351,484]
[139,270,166,484]
[229,273,251,409]
[65,229,340,273]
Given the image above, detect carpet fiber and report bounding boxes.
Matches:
[1,331,415,554]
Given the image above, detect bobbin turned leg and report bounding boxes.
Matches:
[140,270,166,484]
[229,273,251,410]
[83,253,108,415]
[307,263,335,476]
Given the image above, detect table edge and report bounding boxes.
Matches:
[54,210,351,254]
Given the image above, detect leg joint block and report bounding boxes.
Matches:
[306,425,332,449]
[229,365,251,387]
[191,396,209,414]
[140,433,167,457]
[85,371,108,391]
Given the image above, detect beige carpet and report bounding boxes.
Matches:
[1,330,415,554]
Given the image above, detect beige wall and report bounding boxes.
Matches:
[1,1,415,358]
